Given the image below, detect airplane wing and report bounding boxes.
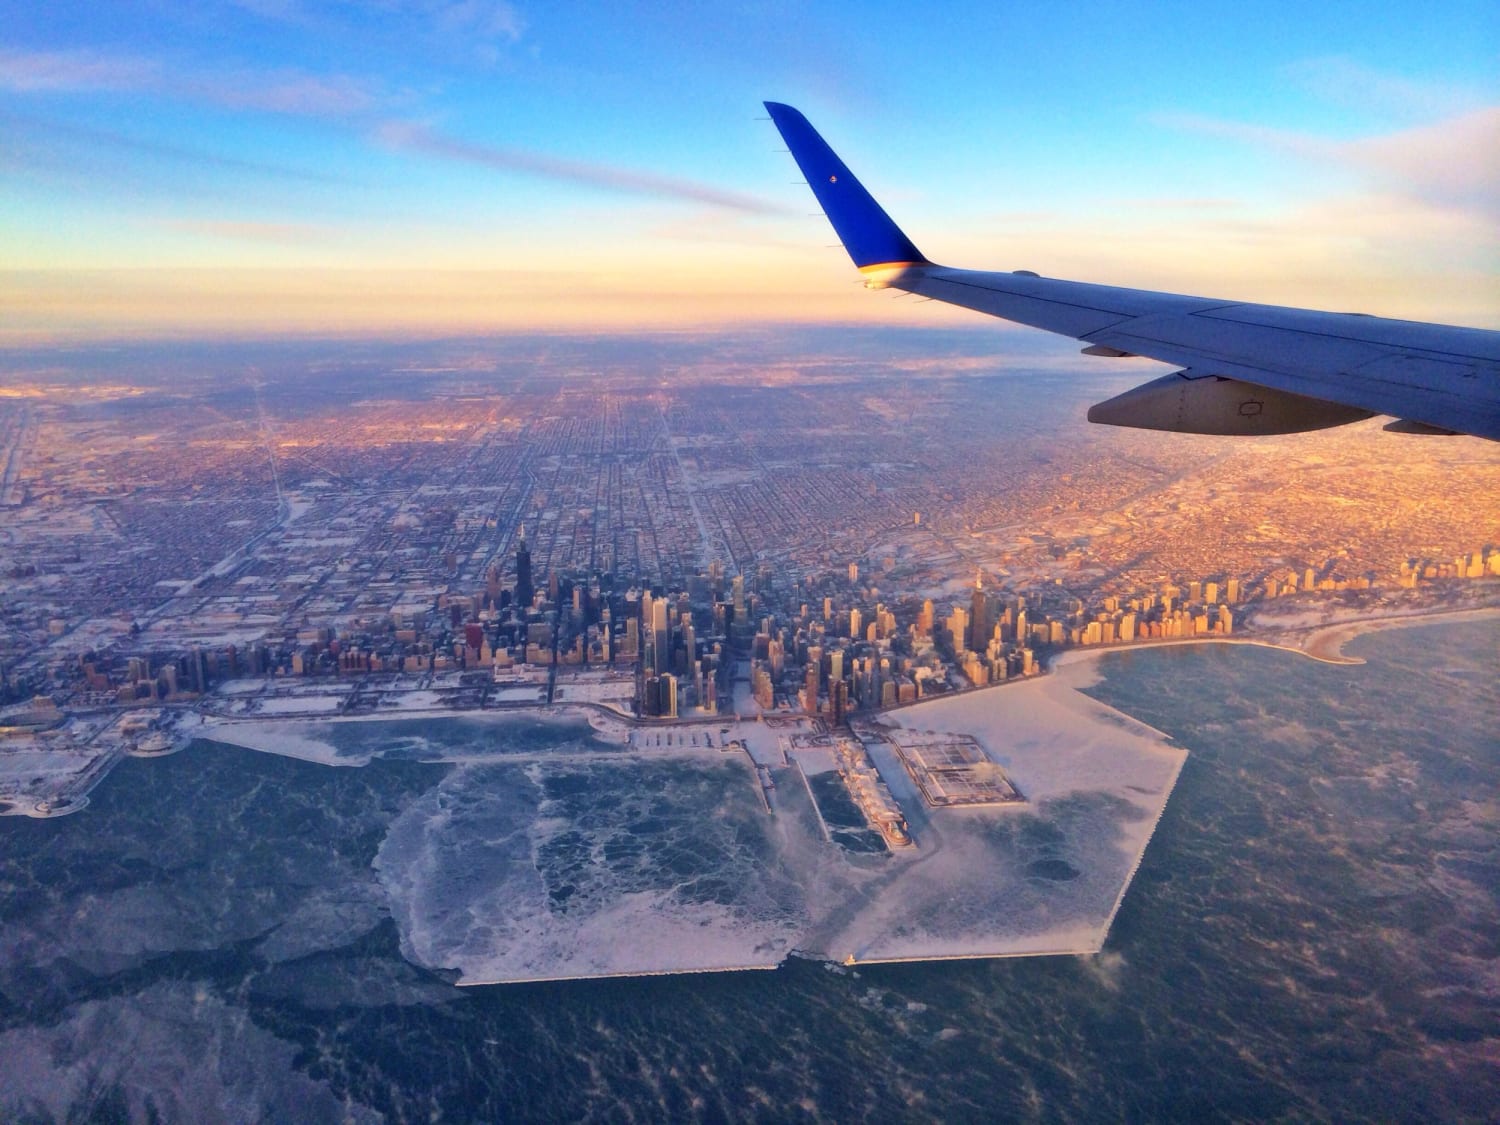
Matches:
[765,101,1500,440]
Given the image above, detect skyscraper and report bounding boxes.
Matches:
[970,573,988,653]
[652,597,669,675]
[515,525,534,610]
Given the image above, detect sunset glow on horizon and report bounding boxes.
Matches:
[3,2,1497,342]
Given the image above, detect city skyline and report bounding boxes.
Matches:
[4,330,1495,721]
[4,2,1498,339]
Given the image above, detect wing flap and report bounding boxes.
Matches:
[888,268,1500,438]
[1086,320,1500,439]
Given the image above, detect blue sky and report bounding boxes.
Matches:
[2,1,1496,338]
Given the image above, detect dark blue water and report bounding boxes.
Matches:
[1,620,1495,1122]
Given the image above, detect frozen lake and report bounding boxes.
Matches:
[193,668,1185,982]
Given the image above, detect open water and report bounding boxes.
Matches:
[1,619,1496,1122]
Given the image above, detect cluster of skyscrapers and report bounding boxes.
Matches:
[32,535,1500,722]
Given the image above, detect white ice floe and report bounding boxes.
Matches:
[190,665,1187,981]
[883,671,1182,809]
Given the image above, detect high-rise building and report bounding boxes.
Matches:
[970,575,988,653]
[947,607,969,652]
[514,526,534,610]
[802,663,820,712]
[832,680,849,724]
[651,598,669,675]
[752,663,774,710]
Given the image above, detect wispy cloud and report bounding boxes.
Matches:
[427,0,525,44]
[227,0,309,20]
[1121,197,1243,212]
[0,108,337,184]
[0,45,377,118]
[962,186,1499,326]
[1155,113,1336,160]
[1283,56,1487,120]
[375,120,788,214]
[0,47,156,93]
[227,0,525,63]
[198,71,376,116]
[1157,106,1500,218]
[154,218,331,245]
[1343,108,1500,215]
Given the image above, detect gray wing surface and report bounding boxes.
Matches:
[902,266,1500,440]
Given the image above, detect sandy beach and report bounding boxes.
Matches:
[1049,604,1500,674]
[1299,605,1500,662]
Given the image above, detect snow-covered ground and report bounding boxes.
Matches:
[889,665,1182,809]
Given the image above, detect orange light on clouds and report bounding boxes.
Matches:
[0,262,977,343]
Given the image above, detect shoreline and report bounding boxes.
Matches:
[189,606,1497,748]
[1049,604,1500,675]
[1295,604,1499,662]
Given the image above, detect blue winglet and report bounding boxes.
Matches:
[765,102,928,270]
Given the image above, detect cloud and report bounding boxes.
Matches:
[428,0,525,43]
[960,187,1499,327]
[0,45,376,118]
[1283,56,1486,120]
[1343,108,1500,215]
[1157,106,1500,218]
[228,0,307,19]
[154,218,330,245]
[375,120,788,214]
[1121,197,1243,212]
[199,71,376,116]
[0,47,156,93]
[1154,112,1339,160]
[0,265,900,342]
[0,109,337,183]
[227,0,525,61]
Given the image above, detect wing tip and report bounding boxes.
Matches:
[763,100,927,270]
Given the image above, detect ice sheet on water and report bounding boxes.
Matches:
[0,742,436,992]
[0,982,383,1124]
[0,878,301,979]
[820,791,1151,961]
[201,709,620,768]
[254,880,389,964]
[374,754,809,981]
[249,950,464,1010]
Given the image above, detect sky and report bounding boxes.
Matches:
[2,1,1497,340]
